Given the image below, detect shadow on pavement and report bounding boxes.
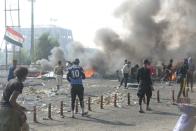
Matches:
[77,116,136,126]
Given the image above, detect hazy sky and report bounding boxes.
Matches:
[0,0,125,48]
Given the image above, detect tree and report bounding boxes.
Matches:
[35,32,59,61]
[15,49,31,65]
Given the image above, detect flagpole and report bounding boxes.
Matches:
[18,0,21,64]
[5,0,8,70]
[30,0,35,63]
[5,43,8,69]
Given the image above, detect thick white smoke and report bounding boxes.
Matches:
[36,47,65,71]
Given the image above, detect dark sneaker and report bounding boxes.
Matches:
[139,110,145,113]
[146,107,152,111]
[82,112,88,117]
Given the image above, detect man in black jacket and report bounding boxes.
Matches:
[187,57,195,92]
[177,59,189,99]
[137,59,153,113]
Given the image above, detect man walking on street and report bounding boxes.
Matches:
[137,59,153,113]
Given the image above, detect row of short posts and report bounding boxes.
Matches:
[100,93,119,109]
[33,93,132,123]
[33,90,182,123]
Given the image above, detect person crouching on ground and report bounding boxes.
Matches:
[0,67,29,131]
[54,60,64,91]
[67,58,87,118]
[137,59,153,113]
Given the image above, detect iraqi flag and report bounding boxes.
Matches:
[4,27,24,47]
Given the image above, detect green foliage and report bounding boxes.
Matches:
[34,32,59,60]
[15,49,31,64]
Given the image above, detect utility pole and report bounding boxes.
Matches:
[4,0,21,69]
[30,0,35,63]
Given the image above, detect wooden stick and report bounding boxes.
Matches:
[172,90,175,104]
[33,106,37,122]
[100,96,103,109]
[157,90,160,103]
[127,93,130,105]
[114,94,117,107]
[48,103,52,119]
[88,97,92,111]
[60,101,64,117]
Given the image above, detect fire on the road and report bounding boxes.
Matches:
[84,69,96,78]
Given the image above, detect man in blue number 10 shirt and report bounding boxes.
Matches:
[67,58,87,118]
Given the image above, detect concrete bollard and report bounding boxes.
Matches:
[48,103,52,119]
[127,93,130,105]
[100,96,103,109]
[75,99,79,114]
[33,106,37,122]
[88,97,92,111]
[157,90,160,103]
[60,101,64,118]
[114,94,117,107]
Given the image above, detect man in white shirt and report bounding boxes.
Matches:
[54,61,64,90]
[119,61,131,89]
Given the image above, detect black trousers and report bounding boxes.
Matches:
[177,78,186,98]
[187,72,194,89]
[120,73,129,87]
[71,85,84,111]
[137,84,152,106]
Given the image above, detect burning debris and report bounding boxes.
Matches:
[84,69,96,78]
